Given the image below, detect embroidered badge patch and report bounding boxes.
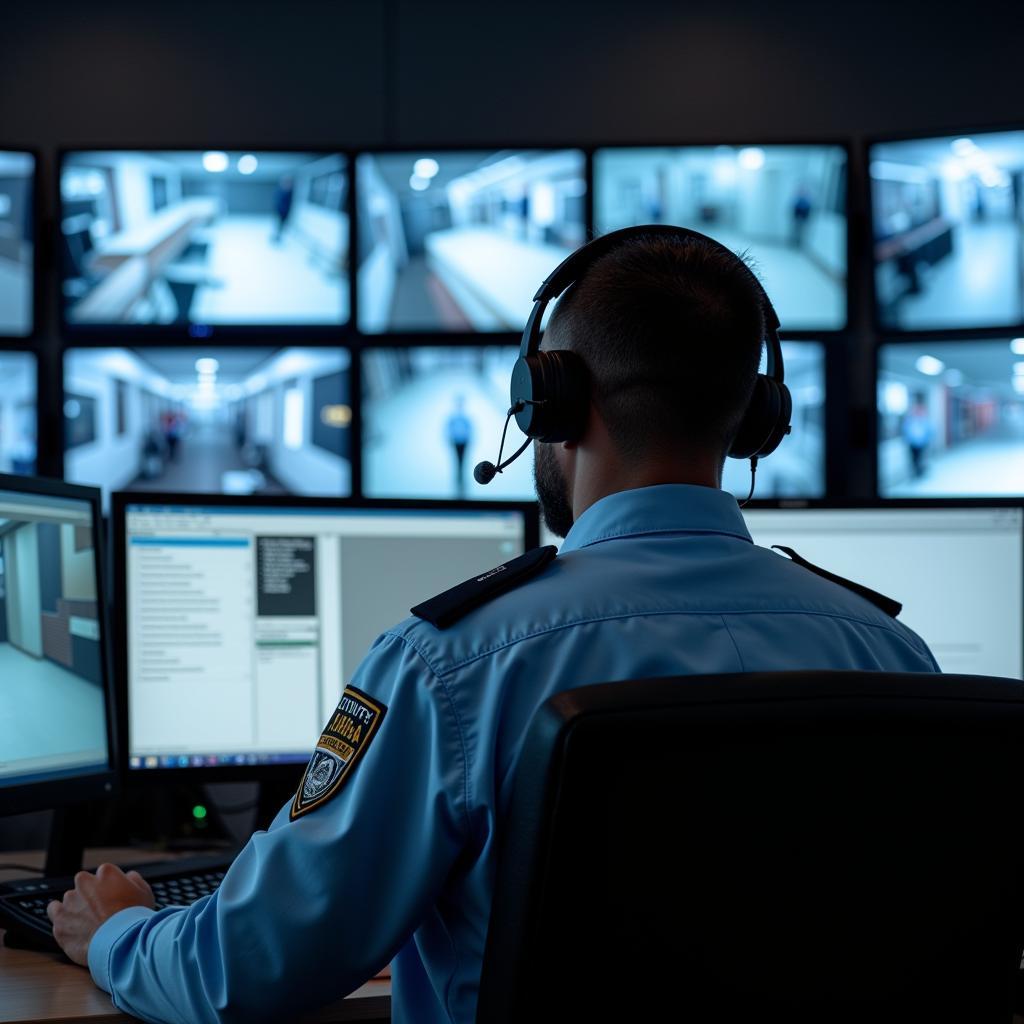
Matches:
[290,686,387,821]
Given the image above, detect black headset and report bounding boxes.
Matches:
[474,224,792,485]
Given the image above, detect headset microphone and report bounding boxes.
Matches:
[474,402,536,485]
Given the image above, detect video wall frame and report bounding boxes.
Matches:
[0,146,39,342]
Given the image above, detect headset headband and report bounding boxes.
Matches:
[519,224,784,382]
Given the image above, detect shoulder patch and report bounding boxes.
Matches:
[772,545,902,618]
[290,685,387,821]
[410,545,558,630]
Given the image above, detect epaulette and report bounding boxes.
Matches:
[772,545,902,618]
[411,545,558,629]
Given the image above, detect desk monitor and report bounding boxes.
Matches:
[877,338,1024,496]
[59,150,349,333]
[362,345,535,501]
[356,149,586,333]
[0,475,115,817]
[114,495,539,779]
[721,340,825,499]
[870,130,1024,332]
[743,503,1023,679]
[63,347,352,506]
[593,144,848,331]
[0,352,38,476]
[0,151,35,338]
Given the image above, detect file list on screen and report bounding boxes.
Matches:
[124,504,526,768]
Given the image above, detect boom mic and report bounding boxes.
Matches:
[473,461,497,485]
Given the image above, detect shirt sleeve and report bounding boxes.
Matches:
[88,632,468,1024]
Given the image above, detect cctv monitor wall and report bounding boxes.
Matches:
[0,352,37,476]
[361,346,534,501]
[0,151,35,338]
[877,339,1024,497]
[870,130,1024,332]
[59,151,349,332]
[593,145,848,331]
[63,347,351,504]
[721,340,826,500]
[356,150,587,333]
[0,478,112,800]
[116,497,536,772]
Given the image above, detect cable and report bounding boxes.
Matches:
[738,456,759,509]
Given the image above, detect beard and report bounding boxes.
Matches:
[533,442,574,539]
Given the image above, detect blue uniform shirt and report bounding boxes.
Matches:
[89,484,940,1024]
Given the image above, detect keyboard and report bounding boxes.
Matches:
[0,853,234,953]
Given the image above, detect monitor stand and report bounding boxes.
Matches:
[44,804,91,878]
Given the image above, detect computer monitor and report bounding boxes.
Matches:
[593,144,848,331]
[356,149,587,333]
[113,495,539,780]
[63,347,352,505]
[0,151,35,339]
[0,352,38,476]
[361,345,535,501]
[869,129,1024,332]
[59,150,349,333]
[721,340,826,499]
[877,338,1024,496]
[743,503,1023,678]
[0,475,115,818]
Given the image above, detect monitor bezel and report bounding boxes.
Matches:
[590,139,854,337]
[0,146,40,343]
[0,473,119,816]
[56,146,354,341]
[864,122,1024,339]
[111,491,540,784]
[351,144,592,341]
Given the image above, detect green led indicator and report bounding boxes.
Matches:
[192,804,208,821]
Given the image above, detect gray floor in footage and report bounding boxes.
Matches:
[0,643,106,769]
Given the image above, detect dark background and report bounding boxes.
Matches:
[2,0,1022,847]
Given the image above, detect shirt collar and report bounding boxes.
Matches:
[558,483,753,554]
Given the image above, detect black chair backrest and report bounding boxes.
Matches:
[477,672,1024,1024]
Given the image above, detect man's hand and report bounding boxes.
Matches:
[47,863,156,966]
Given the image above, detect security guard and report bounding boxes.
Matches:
[49,228,939,1024]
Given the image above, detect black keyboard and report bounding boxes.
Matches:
[0,853,234,953]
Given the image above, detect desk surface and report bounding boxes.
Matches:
[0,850,390,1024]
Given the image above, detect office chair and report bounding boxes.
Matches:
[477,672,1024,1024]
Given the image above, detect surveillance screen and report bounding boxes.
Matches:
[362,346,534,501]
[870,131,1024,332]
[356,150,587,333]
[721,341,825,499]
[64,347,351,503]
[878,339,1024,496]
[59,151,349,328]
[594,145,848,331]
[0,488,109,787]
[593,143,847,327]
[0,151,34,337]
[0,353,37,476]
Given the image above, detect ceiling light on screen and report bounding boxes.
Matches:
[737,147,766,171]
[409,174,430,192]
[202,151,230,173]
[951,137,978,157]
[413,158,439,179]
[1011,338,1024,355]
[195,357,220,374]
[915,355,945,376]
[237,154,259,175]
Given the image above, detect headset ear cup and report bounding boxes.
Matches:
[729,375,788,460]
[513,351,590,442]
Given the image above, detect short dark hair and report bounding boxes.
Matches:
[547,232,766,461]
